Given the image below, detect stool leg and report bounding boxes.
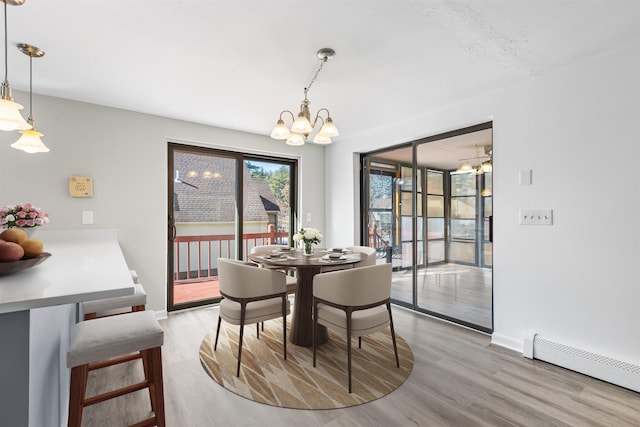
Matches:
[141,349,154,411]
[68,364,88,427]
[148,346,166,427]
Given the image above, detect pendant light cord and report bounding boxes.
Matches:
[3,1,8,83]
[27,52,32,120]
[303,56,327,99]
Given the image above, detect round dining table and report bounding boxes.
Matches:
[249,247,365,347]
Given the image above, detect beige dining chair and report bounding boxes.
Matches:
[215,258,290,377]
[321,245,377,273]
[250,244,297,294]
[312,263,399,393]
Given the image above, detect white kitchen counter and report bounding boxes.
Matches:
[0,229,135,313]
[0,229,135,427]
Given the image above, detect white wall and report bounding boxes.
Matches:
[325,42,640,366]
[0,96,326,314]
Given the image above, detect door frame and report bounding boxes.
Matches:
[167,142,298,312]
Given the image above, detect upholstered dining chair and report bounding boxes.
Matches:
[321,245,377,273]
[215,258,290,376]
[312,263,399,393]
[250,244,297,294]
[349,245,377,268]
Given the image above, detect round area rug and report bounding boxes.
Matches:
[199,319,414,409]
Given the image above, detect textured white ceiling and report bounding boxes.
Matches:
[4,0,639,145]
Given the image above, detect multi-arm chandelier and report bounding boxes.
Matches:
[270,48,339,146]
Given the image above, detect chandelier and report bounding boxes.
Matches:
[270,48,339,146]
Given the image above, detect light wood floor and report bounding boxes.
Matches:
[81,305,640,426]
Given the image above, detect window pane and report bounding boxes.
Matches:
[401,192,412,216]
[368,211,393,247]
[450,241,475,264]
[401,167,413,191]
[427,195,444,217]
[369,173,393,209]
[427,170,443,195]
[401,216,412,241]
[427,218,444,239]
[451,173,476,196]
[451,219,475,239]
[451,196,476,218]
[428,241,445,263]
[484,196,493,217]
[484,242,493,267]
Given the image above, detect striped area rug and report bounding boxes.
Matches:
[199,319,414,409]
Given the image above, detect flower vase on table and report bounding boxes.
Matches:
[293,227,322,257]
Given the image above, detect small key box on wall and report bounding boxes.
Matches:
[69,176,93,197]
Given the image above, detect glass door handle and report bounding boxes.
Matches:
[168,216,176,240]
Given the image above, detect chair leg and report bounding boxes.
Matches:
[67,364,88,427]
[312,298,318,367]
[214,315,222,351]
[236,304,247,377]
[387,302,400,368]
[346,308,353,393]
[358,336,362,348]
[141,349,154,411]
[282,295,287,360]
[147,346,166,427]
[256,322,260,339]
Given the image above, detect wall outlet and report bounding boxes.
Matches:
[519,209,552,225]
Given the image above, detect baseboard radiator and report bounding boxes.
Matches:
[523,332,640,393]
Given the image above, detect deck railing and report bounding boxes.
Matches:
[173,231,289,283]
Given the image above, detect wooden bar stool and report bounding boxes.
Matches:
[67,310,165,427]
[81,283,147,320]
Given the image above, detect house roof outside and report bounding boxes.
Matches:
[173,152,279,224]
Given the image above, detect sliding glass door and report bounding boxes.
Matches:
[167,143,296,311]
[361,123,493,332]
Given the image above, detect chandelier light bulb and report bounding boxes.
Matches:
[285,132,305,146]
[291,111,312,134]
[312,134,332,144]
[318,117,339,137]
[270,119,290,140]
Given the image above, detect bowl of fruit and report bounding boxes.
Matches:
[0,228,50,274]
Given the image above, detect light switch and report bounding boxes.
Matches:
[519,209,553,225]
[519,169,532,186]
[306,212,312,222]
[82,210,94,225]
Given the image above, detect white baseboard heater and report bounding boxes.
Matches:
[523,332,640,393]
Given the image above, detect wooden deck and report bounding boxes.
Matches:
[173,278,221,305]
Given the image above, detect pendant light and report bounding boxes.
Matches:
[271,48,340,145]
[0,0,30,131]
[11,43,48,153]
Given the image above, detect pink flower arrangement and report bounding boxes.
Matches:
[0,203,50,229]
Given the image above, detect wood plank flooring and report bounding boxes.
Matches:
[81,305,640,426]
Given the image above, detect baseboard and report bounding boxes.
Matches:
[491,332,522,353]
